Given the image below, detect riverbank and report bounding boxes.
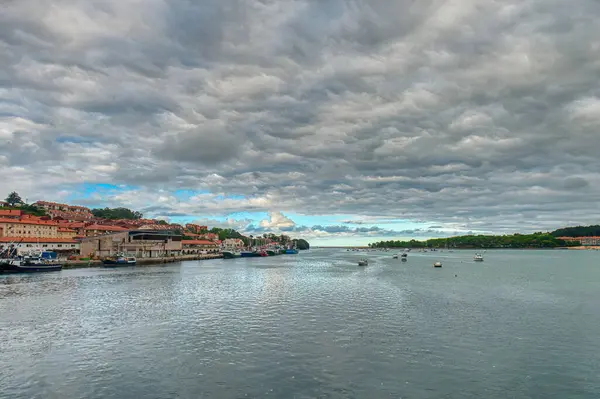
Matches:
[63,254,222,269]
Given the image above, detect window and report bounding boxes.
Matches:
[42,244,48,248]
[57,244,62,248]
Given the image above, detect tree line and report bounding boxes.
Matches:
[370,233,579,249]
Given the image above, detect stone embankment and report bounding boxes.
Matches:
[63,254,223,269]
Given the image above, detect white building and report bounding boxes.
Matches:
[0,237,79,257]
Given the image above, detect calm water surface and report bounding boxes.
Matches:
[1,249,600,398]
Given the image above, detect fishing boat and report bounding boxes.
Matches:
[358,259,368,266]
[0,251,63,273]
[222,251,242,259]
[102,253,133,266]
[240,251,261,258]
[433,261,442,268]
[473,253,484,262]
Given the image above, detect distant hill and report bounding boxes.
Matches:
[551,225,600,237]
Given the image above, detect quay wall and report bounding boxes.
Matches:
[63,254,223,269]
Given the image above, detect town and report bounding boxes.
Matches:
[0,192,307,263]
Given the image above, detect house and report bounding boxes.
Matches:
[182,240,219,254]
[185,224,208,234]
[79,230,183,258]
[222,238,244,249]
[0,218,60,239]
[0,210,23,219]
[33,201,94,221]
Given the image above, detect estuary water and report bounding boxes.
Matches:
[1,249,600,399]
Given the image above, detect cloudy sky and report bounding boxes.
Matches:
[1,0,599,245]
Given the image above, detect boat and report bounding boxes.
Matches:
[401,253,408,258]
[126,257,137,265]
[0,251,63,273]
[358,259,368,266]
[473,253,484,262]
[240,251,261,258]
[102,253,133,266]
[222,251,242,259]
[284,249,298,254]
[433,261,442,268]
[392,254,398,259]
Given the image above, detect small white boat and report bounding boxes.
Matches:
[126,257,137,265]
[392,254,398,259]
[358,259,368,266]
[401,253,407,258]
[473,253,484,262]
[433,261,442,268]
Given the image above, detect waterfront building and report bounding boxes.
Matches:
[79,230,183,258]
[0,237,79,256]
[222,238,244,250]
[182,240,219,254]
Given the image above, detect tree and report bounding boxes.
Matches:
[294,238,310,250]
[91,207,143,220]
[5,191,23,207]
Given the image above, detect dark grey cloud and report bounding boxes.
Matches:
[2,0,600,235]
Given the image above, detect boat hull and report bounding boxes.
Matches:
[222,252,241,259]
[284,249,298,254]
[0,263,63,273]
[102,260,131,266]
[240,252,261,258]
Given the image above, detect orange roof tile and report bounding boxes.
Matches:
[0,210,23,217]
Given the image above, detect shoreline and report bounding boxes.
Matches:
[62,254,223,269]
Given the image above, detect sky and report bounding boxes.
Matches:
[1,0,600,246]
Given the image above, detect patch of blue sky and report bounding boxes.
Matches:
[65,183,136,201]
[172,189,210,200]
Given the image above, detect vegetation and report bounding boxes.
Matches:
[293,238,310,250]
[370,233,578,249]
[5,191,23,207]
[551,225,600,238]
[2,192,46,216]
[91,207,143,220]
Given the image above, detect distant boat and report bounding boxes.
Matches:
[103,253,135,266]
[433,261,442,268]
[126,257,137,265]
[284,249,298,254]
[401,253,407,258]
[473,253,484,262]
[358,259,368,266]
[392,254,398,259]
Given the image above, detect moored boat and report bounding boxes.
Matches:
[222,251,242,259]
[240,251,261,258]
[473,253,484,262]
[1,251,63,273]
[284,249,298,254]
[358,259,368,266]
[433,261,442,267]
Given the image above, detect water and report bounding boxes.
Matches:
[1,249,600,398]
